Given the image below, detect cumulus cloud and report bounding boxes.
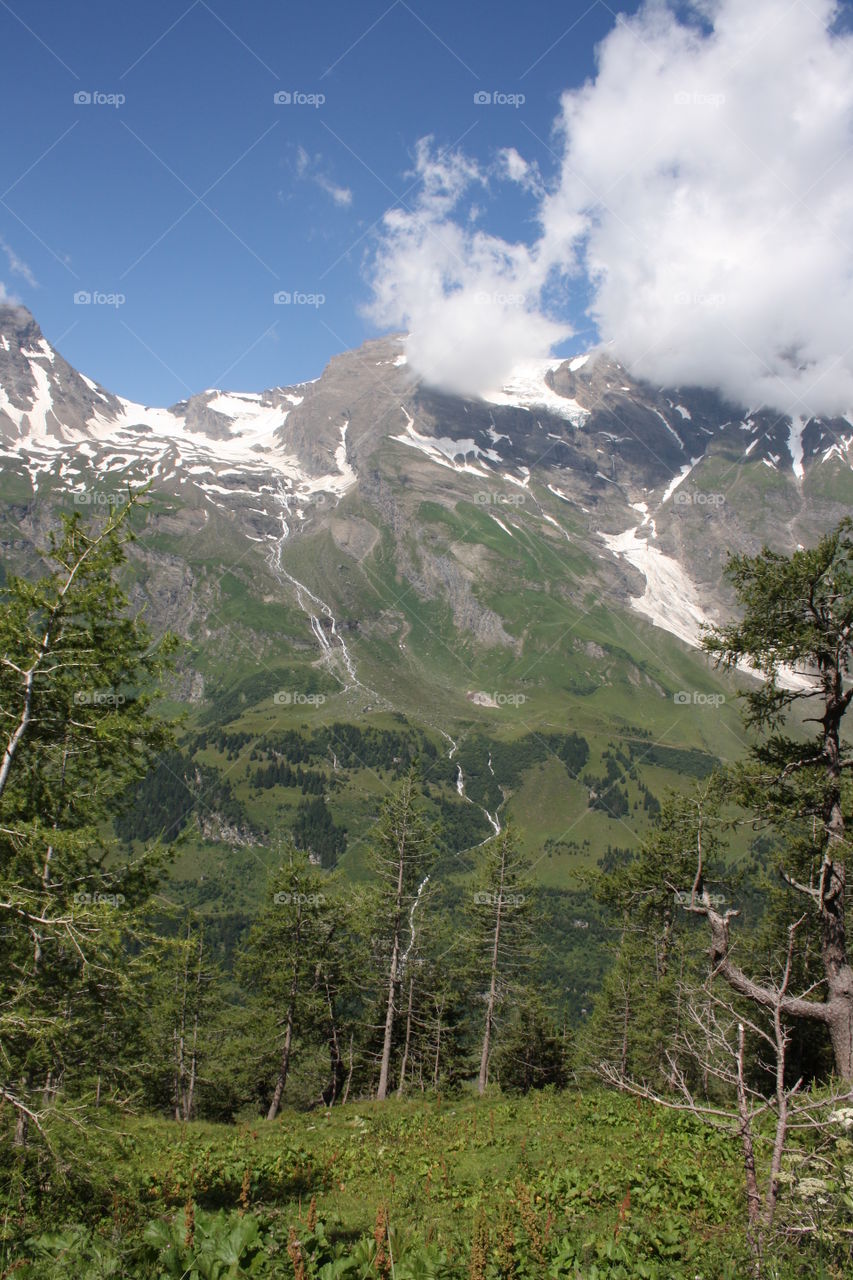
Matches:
[367,0,853,417]
[365,139,573,395]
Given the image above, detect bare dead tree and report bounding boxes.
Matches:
[602,914,851,1274]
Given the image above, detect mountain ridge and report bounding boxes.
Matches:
[0,302,845,691]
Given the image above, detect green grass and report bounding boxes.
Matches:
[18,1088,826,1279]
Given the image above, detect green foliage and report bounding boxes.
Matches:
[579,778,728,1087]
[116,748,249,844]
[492,997,569,1093]
[455,732,589,812]
[236,846,342,1115]
[703,518,853,725]
[290,795,348,869]
[0,497,177,1163]
[8,1090,825,1279]
[143,1208,265,1278]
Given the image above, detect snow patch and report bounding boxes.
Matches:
[600,525,709,647]
[661,458,699,504]
[391,407,492,477]
[482,358,589,425]
[650,408,684,449]
[21,339,55,363]
[334,420,357,491]
[25,361,58,437]
[788,415,807,480]
[489,513,514,536]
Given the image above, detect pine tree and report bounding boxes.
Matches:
[0,498,176,1148]
[492,992,569,1093]
[581,779,726,1088]
[237,842,338,1119]
[367,770,436,1101]
[702,519,853,1079]
[467,827,535,1095]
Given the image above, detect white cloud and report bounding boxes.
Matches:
[294,146,352,207]
[0,281,19,304]
[365,139,572,396]
[315,175,352,207]
[0,238,36,289]
[498,147,542,196]
[367,0,853,417]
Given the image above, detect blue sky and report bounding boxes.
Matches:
[0,0,633,404]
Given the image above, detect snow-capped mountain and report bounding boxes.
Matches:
[0,305,357,515]
[1,303,851,664]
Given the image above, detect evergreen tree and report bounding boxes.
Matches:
[702,519,853,1079]
[131,912,223,1121]
[492,992,569,1093]
[581,779,726,1088]
[367,770,436,1101]
[237,842,338,1119]
[0,498,175,1148]
[467,827,535,1095]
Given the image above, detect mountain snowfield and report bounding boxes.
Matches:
[1,303,852,662]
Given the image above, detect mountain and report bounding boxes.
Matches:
[2,304,850,647]
[1,302,850,943]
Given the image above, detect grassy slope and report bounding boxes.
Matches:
[120,1089,753,1275]
[57,1084,832,1279]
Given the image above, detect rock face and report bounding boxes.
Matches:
[0,304,851,668]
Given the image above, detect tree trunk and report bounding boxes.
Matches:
[377,851,405,1101]
[620,977,630,1079]
[173,926,190,1121]
[819,679,853,1078]
[433,998,444,1090]
[173,1023,184,1123]
[322,976,344,1106]
[396,976,415,1098]
[478,844,507,1096]
[342,1033,354,1105]
[13,1101,29,1148]
[267,965,299,1121]
[735,1024,761,1227]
